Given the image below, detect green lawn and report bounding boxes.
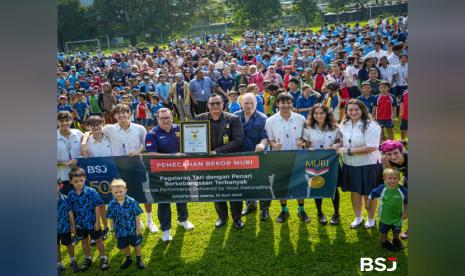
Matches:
[61,126,408,275]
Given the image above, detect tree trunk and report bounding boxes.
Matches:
[130,34,137,47]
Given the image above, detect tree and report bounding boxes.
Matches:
[327,0,353,21]
[230,0,281,30]
[292,0,319,26]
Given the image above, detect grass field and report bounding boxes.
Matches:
[60,128,408,275]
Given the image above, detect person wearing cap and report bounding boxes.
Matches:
[170,73,192,121]
[226,90,241,113]
[189,69,215,115]
[138,75,156,93]
[68,67,79,88]
[57,95,73,113]
[361,36,374,56]
[357,81,376,113]
[108,61,125,86]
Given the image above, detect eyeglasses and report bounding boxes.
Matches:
[158,117,171,121]
[208,101,223,106]
[89,124,102,128]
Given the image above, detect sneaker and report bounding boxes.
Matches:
[80,258,92,272]
[102,227,110,241]
[393,238,403,250]
[147,221,159,233]
[161,230,172,242]
[136,258,145,269]
[57,265,65,276]
[364,218,376,229]
[100,257,110,271]
[276,211,289,223]
[381,240,397,252]
[120,258,133,270]
[90,239,96,247]
[297,210,311,223]
[350,217,363,228]
[70,260,79,273]
[178,220,194,230]
[330,214,340,226]
[317,212,327,225]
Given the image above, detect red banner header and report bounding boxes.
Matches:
[150,156,260,172]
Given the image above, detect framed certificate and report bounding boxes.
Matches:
[180,121,211,154]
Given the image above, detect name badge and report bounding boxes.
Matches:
[223,135,229,144]
[201,90,205,95]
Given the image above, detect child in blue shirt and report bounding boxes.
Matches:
[357,81,376,113]
[57,95,73,113]
[67,167,109,271]
[149,93,164,127]
[57,179,79,275]
[72,92,89,130]
[295,84,321,119]
[106,179,145,269]
[227,90,241,113]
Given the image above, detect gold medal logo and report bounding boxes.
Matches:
[193,133,198,139]
[310,176,325,189]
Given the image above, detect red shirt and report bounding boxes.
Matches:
[400,90,408,120]
[374,93,397,120]
[314,73,325,92]
[137,102,147,119]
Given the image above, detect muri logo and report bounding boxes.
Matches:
[360,257,397,272]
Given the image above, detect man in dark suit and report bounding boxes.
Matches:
[195,93,245,229]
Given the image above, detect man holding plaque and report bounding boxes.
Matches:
[195,94,245,229]
[145,108,195,243]
[233,93,271,221]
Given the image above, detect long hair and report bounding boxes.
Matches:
[306,103,338,131]
[341,99,372,132]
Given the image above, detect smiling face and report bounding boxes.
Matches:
[58,118,72,132]
[313,107,327,125]
[278,99,293,114]
[346,103,362,121]
[384,172,400,189]
[384,148,403,164]
[207,95,224,117]
[241,93,257,114]
[157,109,173,130]
[114,108,131,123]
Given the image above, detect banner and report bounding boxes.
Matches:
[77,150,339,204]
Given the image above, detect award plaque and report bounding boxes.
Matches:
[180,121,211,154]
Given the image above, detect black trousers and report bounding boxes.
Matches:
[194,101,207,116]
[215,201,243,221]
[245,200,271,209]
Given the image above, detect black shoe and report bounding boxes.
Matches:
[381,240,397,252]
[57,265,65,276]
[70,260,79,273]
[90,239,97,247]
[215,218,228,228]
[136,258,145,269]
[330,214,340,225]
[80,258,92,272]
[297,210,311,223]
[242,203,257,216]
[100,257,110,271]
[260,209,270,221]
[393,238,403,250]
[276,211,289,223]
[120,258,133,270]
[317,212,327,225]
[233,219,244,229]
[102,227,110,241]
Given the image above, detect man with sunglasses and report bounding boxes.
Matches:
[195,94,245,229]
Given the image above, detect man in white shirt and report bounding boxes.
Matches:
[264,94,310,223]
[81,104,159,233]
[365,41,387,66]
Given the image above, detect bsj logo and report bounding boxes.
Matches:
[86,165,108,174]
[360,257,397,272]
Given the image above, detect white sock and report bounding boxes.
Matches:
[100,255,107,260]
[352,216,363,224]
[70,257,75,261]
[57,262,63,267]
[367,218,375,224]
[146,212,152,222]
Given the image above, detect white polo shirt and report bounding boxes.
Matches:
[302,125,340,149]
[394,63,408,86]
[103,122,147,156]
[87,135,112,157]
[57,129,83,181]
[388,54,400,66]
[339,119,381,166]
[265,112,306,150]
[379,65,397,87]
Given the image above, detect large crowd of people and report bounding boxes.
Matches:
[57,14,408,274]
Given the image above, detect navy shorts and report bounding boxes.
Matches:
[379,222,402,234]
[57,232,72,246]
[377,119,394,129]
[76,228,102,240]
[400,119,408,130]
[117,235,143,249]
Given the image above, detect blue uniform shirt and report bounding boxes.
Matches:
[57,194,72,234]
[357,95,376,113]
[217,76,235,92]
[73,101,88,119]
[296,94,318,119]
[68,186,104,230]
[234,110,268,152]
[106,195,143,238]
[57,104,73,113]
[156,83,170,100]
[289,90,301,107]
[149,102,164,120]
[145,124,181,154]
[228,102,241,113]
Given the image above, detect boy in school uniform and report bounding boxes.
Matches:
[106,179,145,269]
[57,179,79,275]
[357,81,376,113]
[372,81,397,141]
[67,167,109,271]
[226,90,241,113]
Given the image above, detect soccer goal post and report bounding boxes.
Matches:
[65,39,101,54]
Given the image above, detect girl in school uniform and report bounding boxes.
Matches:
[336,99,383,229]
[302,104,341,226]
